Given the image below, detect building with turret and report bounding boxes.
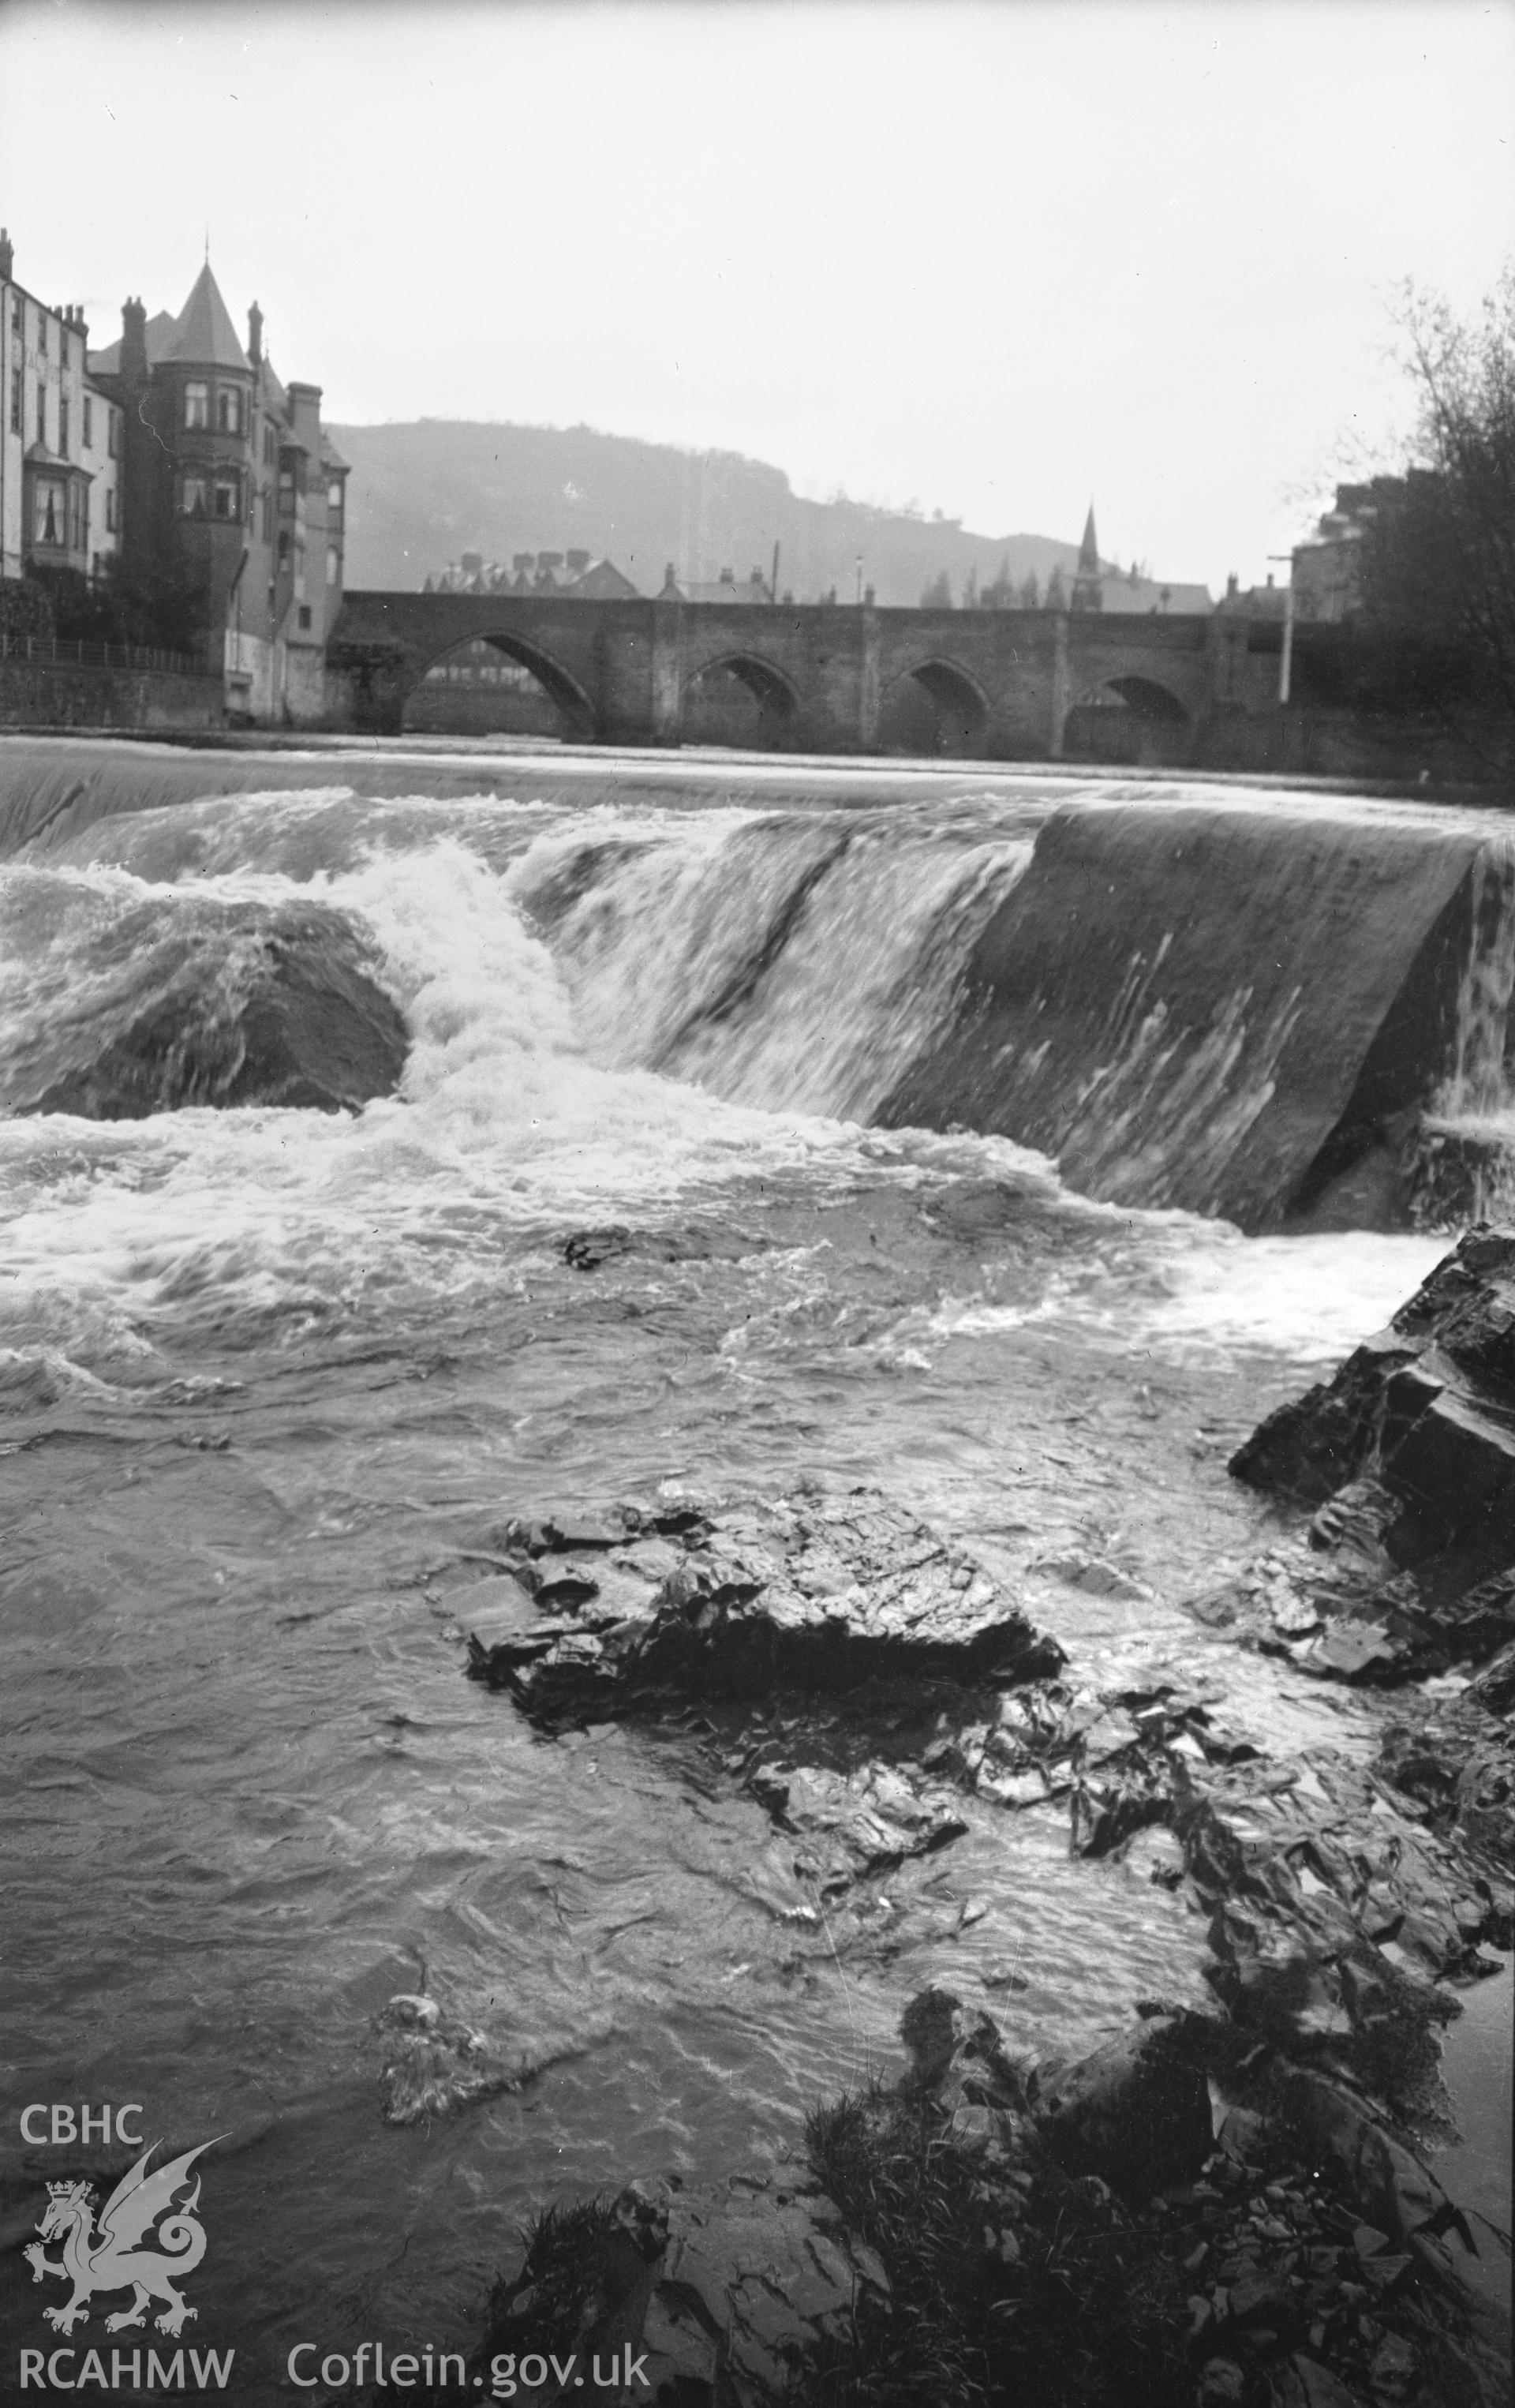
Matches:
[88,257,346,720]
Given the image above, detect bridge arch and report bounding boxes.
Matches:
[1063,671,1191,766]
[1105,673,1188,722]
[680,651,801,750]
[879,657,989,757]
[405,631,597,740]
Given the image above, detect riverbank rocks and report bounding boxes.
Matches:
[1208,1228,1515,1681]
[801,1989,1509,2408]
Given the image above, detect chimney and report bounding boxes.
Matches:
[248,301,263,365]
[0,228,12,282]
[122,297,148,384]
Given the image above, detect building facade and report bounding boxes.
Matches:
[88,260,347,719]
[0,228,121,590]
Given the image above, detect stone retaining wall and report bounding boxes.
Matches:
[0,657,224,733]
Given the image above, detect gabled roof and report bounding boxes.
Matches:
[320,433,349,473]
[88,309,176,376]
[161,264,249,372]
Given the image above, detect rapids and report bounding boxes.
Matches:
[0,738,1506,2384]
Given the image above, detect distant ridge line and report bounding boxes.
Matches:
[325,418,1194,610]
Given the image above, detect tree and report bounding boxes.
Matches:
[921,571,953,609]
[1356,266,1515,719]
[47,558,209,657]
[1019,569,1041,610]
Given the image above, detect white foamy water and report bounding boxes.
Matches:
[918,1226,1449,1365]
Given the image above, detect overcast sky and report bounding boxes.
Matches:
[2,0,1511,589]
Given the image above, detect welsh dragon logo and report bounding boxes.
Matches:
[24,2138,220,2337]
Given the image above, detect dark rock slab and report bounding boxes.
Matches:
[464,1489,1062,1724]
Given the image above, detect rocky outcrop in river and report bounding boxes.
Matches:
[402,1245,1515,2405]
[1206,1227,1515,1681]
[4,893,409,1118]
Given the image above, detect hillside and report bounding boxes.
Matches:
[327,420,1111,609]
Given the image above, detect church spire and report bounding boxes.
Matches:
[1071,502,1103,612]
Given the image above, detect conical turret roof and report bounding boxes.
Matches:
[162,263,249,371]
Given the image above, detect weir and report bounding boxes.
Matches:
[880,794,1512,1230]
[2,739,1511,1231]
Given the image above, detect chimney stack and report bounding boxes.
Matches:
[248,301,263,365]
[122,296,148,384]
[0,229,13,283]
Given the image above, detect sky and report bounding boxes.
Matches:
[2,0,1512,590]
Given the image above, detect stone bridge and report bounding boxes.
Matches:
[327,590,1281,758]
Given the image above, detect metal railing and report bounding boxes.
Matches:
[0,632,215,677]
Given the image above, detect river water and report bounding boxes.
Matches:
[0,745,1491,2387]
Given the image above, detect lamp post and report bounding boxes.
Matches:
[1267,553,1295,705]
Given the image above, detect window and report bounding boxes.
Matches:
[212,474,241,522]
[180,473,209,518]
[215,386,241,435]
[70,482,84,552]
[33,475,66,546]
[277,530,290,565]
[107,409,118,459]
[297,605,312,630]
[261,492,273,542]
[327,481,342,512]
[82,395,92,448]
[37,316,46,354]
[184,381,208,429]
[106,487,116,533]
[60,333,69,374]
[58,395,69,458]
[8,369,18,435]
[36,383,46,445]
[263,424,275,467]
[9,294,19,336]
[326,545,339,587]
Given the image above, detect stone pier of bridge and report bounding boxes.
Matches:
[326,590,1278,761]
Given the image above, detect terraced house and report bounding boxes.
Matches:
[88,257,348,720]
[0,227,122,590]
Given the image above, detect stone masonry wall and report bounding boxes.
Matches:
[0,658,224,733]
